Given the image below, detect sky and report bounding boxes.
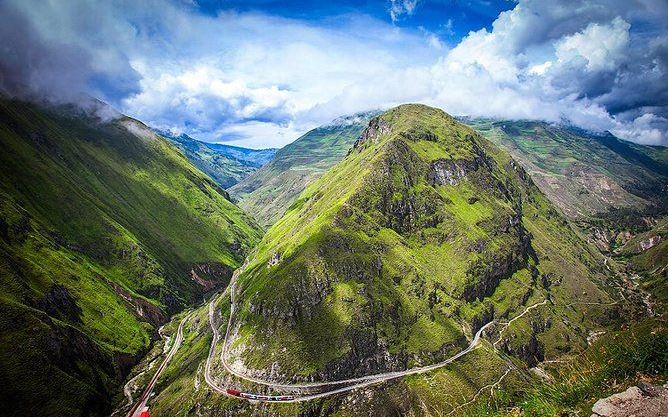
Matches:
[0,0,667,148]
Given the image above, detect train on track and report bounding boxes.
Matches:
[226,388,294,402]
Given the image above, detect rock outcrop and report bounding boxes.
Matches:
[591,383,668,417]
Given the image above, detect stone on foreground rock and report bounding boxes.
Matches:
[591,383,668,417]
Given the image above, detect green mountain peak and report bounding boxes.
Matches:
[225,104,620,384]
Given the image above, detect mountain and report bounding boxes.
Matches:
[230,103,619,377]
[146,104,626,416]
[0,97,262,416]
[228,111,379,226]
[157,131,277,189]
[464,119,668,250]
[205,143,277,167]
[466,120,667,312]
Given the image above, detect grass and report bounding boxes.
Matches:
[226,104,619,382]
[463,318,668,417]
[0,98,262,416]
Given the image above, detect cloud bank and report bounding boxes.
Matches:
[0,0,666,147]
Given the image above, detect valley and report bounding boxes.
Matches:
[0,100,664,417]
[228,112,379,227]
[157,131,277,189]
[116,104,666,417]
[3,2,668,416]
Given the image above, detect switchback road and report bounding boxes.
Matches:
[202,270,548,403]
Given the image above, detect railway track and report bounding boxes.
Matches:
[203,269,548,402]
[125,314,189,417]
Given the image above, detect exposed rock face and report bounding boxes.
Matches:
[268,252,281,267]
[427,158,480,186]
[111,282,167,326]
[36,284,83,324]
[591,383,668,417]
[639,235,661,251]
[354,118,391,148]
[495,318,548,367]
[190,262,233,291]
[462,234,530,301]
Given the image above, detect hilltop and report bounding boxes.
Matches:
[229,104,619,380]
[229,111,378,226]
[126,104,637,417]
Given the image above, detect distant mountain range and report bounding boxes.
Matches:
[155,130,277,189]
[463,119,668,248]
[205,142,277,167]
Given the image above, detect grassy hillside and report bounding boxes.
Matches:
[158,132,275,188]
[465,120,668,248]
[229,112,378,226]
[129,107,666,417]
[0,97,262,417]
[227,104,623,392]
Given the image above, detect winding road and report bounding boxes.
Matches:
[202,269,548,402]
[126,268,548,407]
[125,314,189,417]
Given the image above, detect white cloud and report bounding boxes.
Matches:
[389,0,419,23]
[211,120,305,149]
[2,0,667,147]
[611,113,668,145]
[555,17,630,72]
[528,61,552,76]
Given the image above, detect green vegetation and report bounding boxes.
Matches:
[616,216,668,305]
[462,318,667,417]
[0,98,262,416]
[465,119,668,242]
[229,104,620,385]
[229,111,378,226]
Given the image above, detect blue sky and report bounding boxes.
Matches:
[1,0,667,147]
[192,0,515,42]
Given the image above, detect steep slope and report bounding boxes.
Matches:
[0,97,262,416]
[618,216,668,305]
[465,119,668,250]
[158,131,275,188]
[225,104,622,390]
[229,111,378,226]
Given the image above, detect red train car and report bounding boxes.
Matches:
[226,388,241,397]
[139,406,150,417]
